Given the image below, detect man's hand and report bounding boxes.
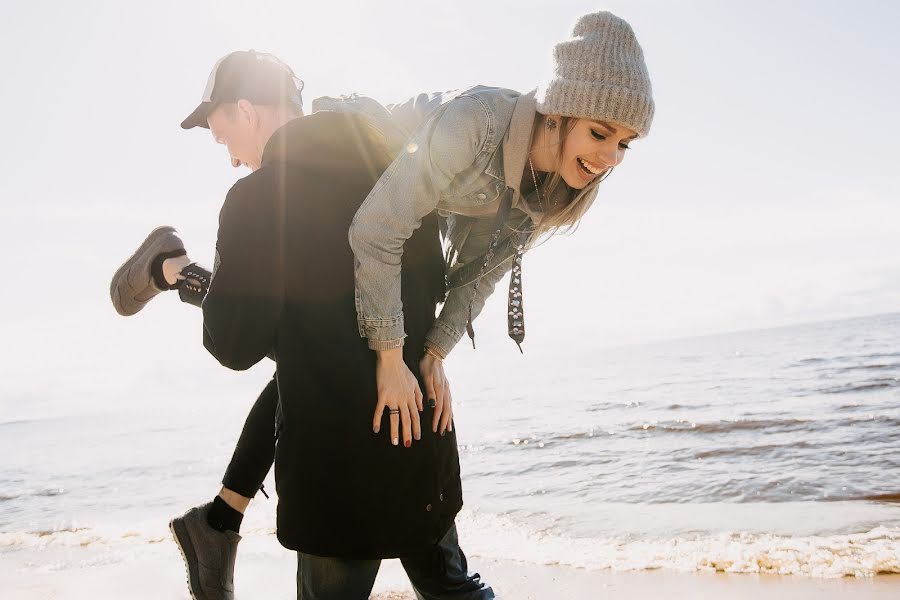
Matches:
[372,348,423,447]
[420,352,453,435]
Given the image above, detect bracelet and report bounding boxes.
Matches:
[424,346,445,361]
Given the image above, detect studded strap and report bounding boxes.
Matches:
[176,263,212,307]
[465,191,532,352]
[506,232,529,353]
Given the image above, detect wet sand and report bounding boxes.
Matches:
[4,545,899,599]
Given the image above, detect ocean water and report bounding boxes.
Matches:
[2,312,900,579]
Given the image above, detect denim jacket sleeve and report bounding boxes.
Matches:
[423,213,529,358]
[348,95,495,350]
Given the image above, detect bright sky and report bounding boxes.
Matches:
[1,0,899,415]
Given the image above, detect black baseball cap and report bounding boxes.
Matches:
[181,50,304,130]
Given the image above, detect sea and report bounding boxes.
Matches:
[2,311,899,580]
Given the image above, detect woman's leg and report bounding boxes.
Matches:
[220,376,279,501]
[200,375,279,535]
[170,378,279,600]
[401,523,494,600]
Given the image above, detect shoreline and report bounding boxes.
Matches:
[4,543,899,599]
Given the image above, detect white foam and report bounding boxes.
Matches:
[455,510,900,578]
[4,510,899,579]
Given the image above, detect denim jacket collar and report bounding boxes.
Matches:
[500,89,547,225]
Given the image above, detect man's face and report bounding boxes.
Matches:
[207,103,260,170]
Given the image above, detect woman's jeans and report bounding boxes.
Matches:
[220,377,279,499]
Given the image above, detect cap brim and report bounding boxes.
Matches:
[180,102,216,130]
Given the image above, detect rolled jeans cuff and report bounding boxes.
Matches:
[368,337,405,351]
[425,321,461,359]
[359,315,405,349]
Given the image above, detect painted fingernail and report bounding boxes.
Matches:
[440,430,446,437]
[392,437,399,446]
[428,398,436,408]
[405,439,411,448]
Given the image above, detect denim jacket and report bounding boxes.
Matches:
[312,86,562,357]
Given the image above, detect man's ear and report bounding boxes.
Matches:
[236,99,258,128]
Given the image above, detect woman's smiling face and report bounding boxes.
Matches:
[556,119,637,189]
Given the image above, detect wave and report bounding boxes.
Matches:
[630,418,810,435]
[830,363,900,374]
[664,403,712,411]
[794,357,828,365]
[456,511,900,578]
[0,526,168,550]
[693,441,814,459]
[0,418,39,428]
[460,430,615,454]
[859,352,900,361]
[0,527,97,549]
[789,352,900,367]
[5,513,900,579]
[626,415,900,437]
[0,487,66,502]
[820,379,900,394]
[836,415,900,429]
[842,493,900,504]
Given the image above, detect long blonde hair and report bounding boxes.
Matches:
[525,115,607,248]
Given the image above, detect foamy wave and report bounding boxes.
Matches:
[0,527,167,550]
[630,418,811,434]
[457,511,900,578]
[0,486,66,502]
[5,514,899,579]
[0,520,277,551]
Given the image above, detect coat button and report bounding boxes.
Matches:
[426,503,432,512]
[477,193,487,200]
[439,493,444,501]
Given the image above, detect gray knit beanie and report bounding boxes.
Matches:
[536,11,655,137]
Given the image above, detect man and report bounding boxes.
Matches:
[111,51,491,599]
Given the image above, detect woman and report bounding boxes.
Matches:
[340,10,654,445]
[113,10,654,599]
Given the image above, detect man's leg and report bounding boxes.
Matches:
[297,553,381,600]
[401,524,494,600]
[170,378,279,600]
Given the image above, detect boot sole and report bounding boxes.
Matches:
[169,516,207,600]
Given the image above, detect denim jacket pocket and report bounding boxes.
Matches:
[440,177,506,208]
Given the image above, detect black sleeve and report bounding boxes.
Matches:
[202,175,283,371]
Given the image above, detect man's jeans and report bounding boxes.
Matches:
[296,524,495,600]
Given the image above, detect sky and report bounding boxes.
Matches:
[1,0,899,417]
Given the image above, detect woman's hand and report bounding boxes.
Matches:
[372,348,423,447]
[420,352,453,435]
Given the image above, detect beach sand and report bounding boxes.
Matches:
[4,536,898,599]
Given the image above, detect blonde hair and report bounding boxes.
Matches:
[525,115,606,247]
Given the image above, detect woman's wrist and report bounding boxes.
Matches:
[375,347,404,363]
